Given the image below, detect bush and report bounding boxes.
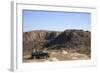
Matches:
[77,47,91,55]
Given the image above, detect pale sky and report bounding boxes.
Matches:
[23,10,91,32]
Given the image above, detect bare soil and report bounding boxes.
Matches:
[23,50,90,63]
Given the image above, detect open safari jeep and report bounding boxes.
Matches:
[31,50,49,59]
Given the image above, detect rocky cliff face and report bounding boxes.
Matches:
[23,29,91,55]
[23,30,61,52]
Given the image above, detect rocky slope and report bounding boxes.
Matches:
[23,29,91,55]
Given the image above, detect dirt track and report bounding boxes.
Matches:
[23,50,90,63]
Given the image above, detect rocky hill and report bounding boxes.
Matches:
[23,29,91,55]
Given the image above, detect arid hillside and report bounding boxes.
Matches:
[23,29,91,62]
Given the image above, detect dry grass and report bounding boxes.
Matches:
[23,49,90,63]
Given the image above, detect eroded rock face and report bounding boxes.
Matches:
[23,29,91,55]
[44,30,90,50]
[23,30,61,53]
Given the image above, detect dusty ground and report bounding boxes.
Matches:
[23,50,90,63]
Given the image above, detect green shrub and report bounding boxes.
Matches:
[77,47,91,55]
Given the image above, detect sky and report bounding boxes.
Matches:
[23,10,91,32]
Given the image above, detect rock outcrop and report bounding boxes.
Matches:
[23,29,91,55]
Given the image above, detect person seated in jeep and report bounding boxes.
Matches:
[31,50,49,59]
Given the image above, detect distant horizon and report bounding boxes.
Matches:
[23,29,91,33]
[23,10,91,32]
